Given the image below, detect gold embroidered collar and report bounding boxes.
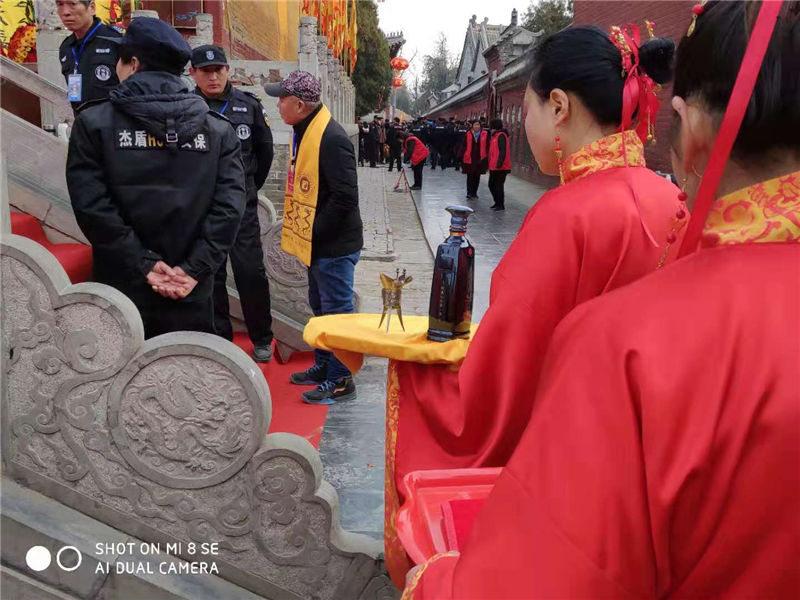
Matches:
[563,130,645,184]
[702,170,800,246]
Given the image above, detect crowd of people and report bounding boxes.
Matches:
[60,0,362,406]
[357,114,512,208]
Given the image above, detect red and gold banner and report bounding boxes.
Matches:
[0,0,122,64]
[0,0,36,63]
[302,0,356,70]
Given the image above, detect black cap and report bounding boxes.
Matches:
[110,17,191,73]
[191,45,228,68]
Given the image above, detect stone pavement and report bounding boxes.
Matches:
[358,165,395,261]
[411,165,551,319]
[318,166,434,540]
[317,164,550,540]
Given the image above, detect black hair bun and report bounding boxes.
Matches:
[639,38,675,84]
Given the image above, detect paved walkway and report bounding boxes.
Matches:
[410,166,550,319]
[319,166,434,539]
[317,165,550,539]
[357,165,395,261]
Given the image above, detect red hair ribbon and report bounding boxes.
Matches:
[678,0,784,257]
[610,23,662,248]
[609,24,661,145]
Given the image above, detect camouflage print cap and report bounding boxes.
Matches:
[264,70,321,103]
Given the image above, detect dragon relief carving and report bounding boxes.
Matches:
[2,244,392,599]
[111,357,256,486]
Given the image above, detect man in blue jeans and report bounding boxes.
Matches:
[265,71,363,405]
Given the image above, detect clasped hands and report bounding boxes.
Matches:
[146,261,198,300]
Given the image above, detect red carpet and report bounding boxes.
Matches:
[233,333,328,448]
[10,212,93,284]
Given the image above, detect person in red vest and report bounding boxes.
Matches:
[462,119,489,199]
[488,118,511,210]
[398,129,430,191]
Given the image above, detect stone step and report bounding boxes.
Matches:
[1,478,267,600]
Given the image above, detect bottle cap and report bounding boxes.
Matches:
[446,205,475,233]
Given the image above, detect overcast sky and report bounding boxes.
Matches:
[376,0,530,84]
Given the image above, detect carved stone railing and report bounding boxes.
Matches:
[1,234,397,600]
[0,54,73,131]
[1,108,86,244]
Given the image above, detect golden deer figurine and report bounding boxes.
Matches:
[379,268,413,332]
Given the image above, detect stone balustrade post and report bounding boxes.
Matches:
[33,1,68,130]
[316,37,328,105]
[298,17,319,77]
[327,51,337,119]
[131,10,160,19]
[34,0,60,28]
[1,158,10,235]
[188,13,214,48]
[339,65,347,123]
[348,77,355,123]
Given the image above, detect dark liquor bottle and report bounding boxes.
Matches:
[427,206,475,342]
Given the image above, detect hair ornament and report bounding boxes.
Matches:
[608,23,661,145]
[687,0,708,37]
[645,20,656,39]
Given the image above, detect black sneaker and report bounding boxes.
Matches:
[302,377,356,405]
[290,363,327,385]
[253,343,273,363]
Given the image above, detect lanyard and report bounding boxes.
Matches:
[71,21,103,74]
[219,100,230,115]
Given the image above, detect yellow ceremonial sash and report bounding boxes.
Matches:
[281,105,332,266]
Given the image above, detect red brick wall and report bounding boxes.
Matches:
[573,0,695,172]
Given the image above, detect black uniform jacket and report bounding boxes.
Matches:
[195,83,273,196]
[66,72,246,303]
[59,17,123,113]
[292,105,363,260]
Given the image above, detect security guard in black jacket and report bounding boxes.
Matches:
[57,0,123,114]
[191,45,275,362]
[66,18,246,338]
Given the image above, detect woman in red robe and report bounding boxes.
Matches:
[397,24,684,481]
[385,24,684,584]
[403,1,800,597]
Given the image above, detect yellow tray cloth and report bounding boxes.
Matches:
[303,314,477,374]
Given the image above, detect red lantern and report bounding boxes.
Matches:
[392,77,404,88]
[391,57,410,71]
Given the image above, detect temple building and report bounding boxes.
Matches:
[425,1,695,183]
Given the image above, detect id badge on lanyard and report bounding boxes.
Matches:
[68,74,83,102]
[68,20,102,103]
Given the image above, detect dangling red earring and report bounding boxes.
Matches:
[555,133,565,185]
